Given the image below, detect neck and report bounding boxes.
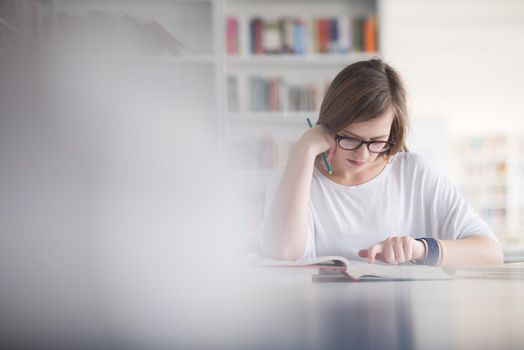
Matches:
[318,156,388,186]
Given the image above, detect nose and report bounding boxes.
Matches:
[352,144,369,160]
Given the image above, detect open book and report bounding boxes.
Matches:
[255,256,453,281]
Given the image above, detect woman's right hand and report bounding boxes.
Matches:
[296,124,336,169]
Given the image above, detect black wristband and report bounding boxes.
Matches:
[415,238,440,266]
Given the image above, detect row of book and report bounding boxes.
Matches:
[225,15,377,55]
[459,143,508,231]
[229,135,293,170]
[228,75,328,112]
[461,162,507,184]
[458,135,508,160]
[0,0,51,40]
[455,134,524,234]
[54,10,186,56]
[249,76,285,112]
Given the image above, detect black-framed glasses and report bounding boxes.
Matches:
[335,135,395,153]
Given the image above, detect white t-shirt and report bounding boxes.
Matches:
[265,152,499,260]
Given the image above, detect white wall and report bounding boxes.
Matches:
[381,0,524,136]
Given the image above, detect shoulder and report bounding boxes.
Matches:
[389,151,440,172]
[389,151,430,165]
[388,152,447,183]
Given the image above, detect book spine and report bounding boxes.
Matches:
[227,75,239,112]
[239,16,249,56]
[337,16,350,53]
[273,79,280,111]
[250,76,265,111]
[263,20,280,54]
[249,17,255,54]
[318,18,330,53]
[363,15,376,53]
[254,18,263,54]
[292,19,305,55]
[288,86,295,111]
[278,18,287,53]
[263,78,270,111]
[310,18,318,53]
[329,17,338,53]
[352,17,363,52]
[225,16,237,55]
[268,79,275,111]
[279,77,287,112]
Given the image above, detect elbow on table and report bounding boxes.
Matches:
[260,230,306,261]
[492,244,505,265]
[482,236,505,265]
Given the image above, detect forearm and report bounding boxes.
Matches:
[439,235,504,269]
[261,144,317,260]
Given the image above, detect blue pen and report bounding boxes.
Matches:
[306,118,332,175]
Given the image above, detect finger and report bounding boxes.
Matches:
[403,239,414,262]
[326,146,335,164]
[358,249,368,258]
[367,244,383,264]
[393,240,406,264]
[384,243,396,265]
[374,252,387,263]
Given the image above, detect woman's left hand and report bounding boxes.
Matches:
[358,236,426,264]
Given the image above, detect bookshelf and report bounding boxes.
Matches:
[223,0,382,235]
[456,134,524,245]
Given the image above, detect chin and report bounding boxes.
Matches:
[346,158,369,169]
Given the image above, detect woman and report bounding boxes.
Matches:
[261,59,503,268]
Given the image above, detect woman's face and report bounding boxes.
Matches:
[331,111,394,176]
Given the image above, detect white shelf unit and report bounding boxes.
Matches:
[456,134,524,243]
[225,52,378,66]
[223,0,382,235]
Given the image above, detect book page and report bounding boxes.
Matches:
[346,261,452,280]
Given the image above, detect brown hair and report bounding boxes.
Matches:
[318,58,408,155]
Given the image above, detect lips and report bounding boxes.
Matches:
[347,159,366,167]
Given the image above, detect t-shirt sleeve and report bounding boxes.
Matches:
[419,155,500,245]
